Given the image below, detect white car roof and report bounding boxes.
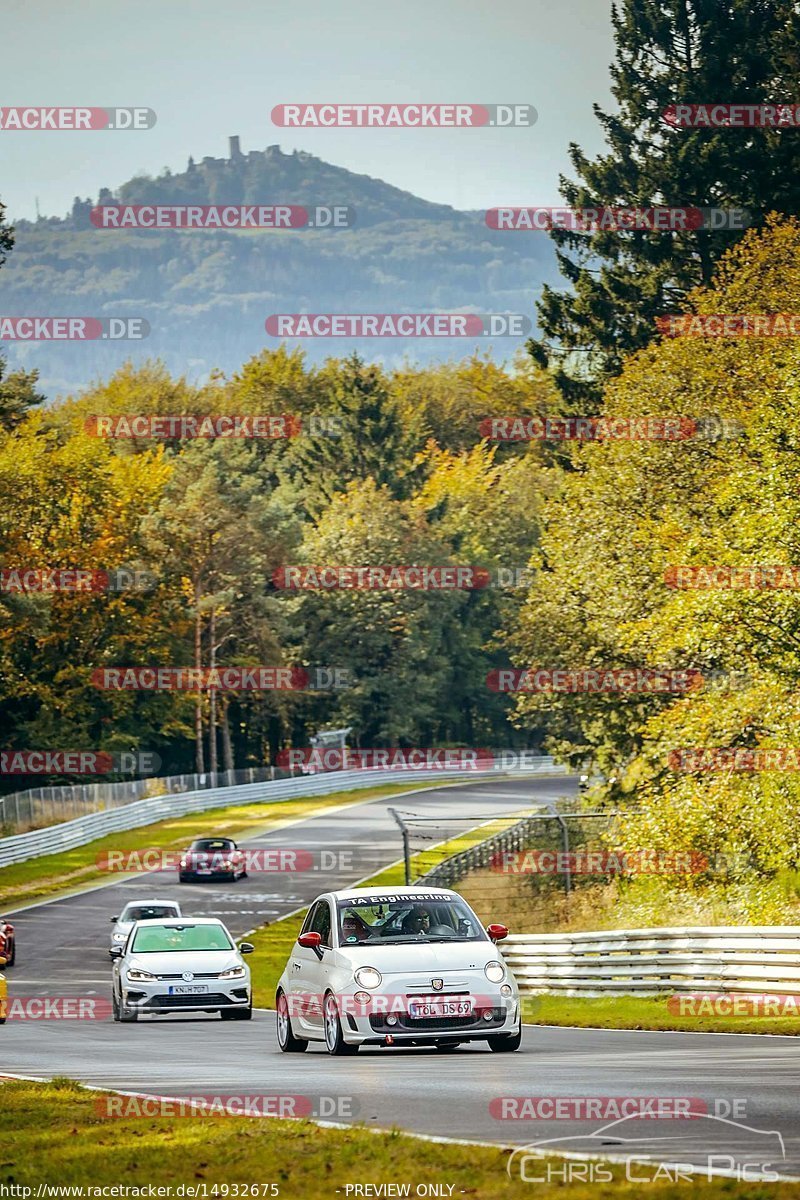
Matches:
[330,886,457,901]
[129,916,226,926]
[120,899,179,909]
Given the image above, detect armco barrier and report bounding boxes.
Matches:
[0,758,562,868]
[501,926,800,997]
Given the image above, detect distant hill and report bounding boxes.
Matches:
[0,138,559,396]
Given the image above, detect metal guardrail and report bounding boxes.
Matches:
[0,766,286,833]
[420,811,552,889]
[0,762,561,869]
[500,927,800,997]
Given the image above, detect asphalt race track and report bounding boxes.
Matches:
[2,775,800,1181]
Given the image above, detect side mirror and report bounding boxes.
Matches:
[487,923,509,942]
[239,942,254,954]
[110,916,119,923]
[109,947,124,959]
[298,931,324,959]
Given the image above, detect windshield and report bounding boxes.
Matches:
[189,839,235,852]
[121,905,179,922]
[337,893,486,945]
[130,923,233,953]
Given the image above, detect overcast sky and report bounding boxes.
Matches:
[1,0,615,220]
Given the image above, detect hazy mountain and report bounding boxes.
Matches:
[0,138,559,396]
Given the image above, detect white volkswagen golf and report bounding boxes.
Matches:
[110,917,253,1021]
[275,886,521,1055]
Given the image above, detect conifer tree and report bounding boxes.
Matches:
[529,0,800,406]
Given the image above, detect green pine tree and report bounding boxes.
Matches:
[285,354,423,515]
[529,0,800,407]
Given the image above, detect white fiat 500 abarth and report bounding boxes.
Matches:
[275,886,521,1055]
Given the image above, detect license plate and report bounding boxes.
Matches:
[407,998,473,1018]
[197,867,212,874]
[168,984,209,995]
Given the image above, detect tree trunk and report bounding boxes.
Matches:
[209,605,218,777]
[221,698,235,775]
[194,577,205,775]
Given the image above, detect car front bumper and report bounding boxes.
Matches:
[179,868,239,880]
[332,985,520,1045]
[122,978,251,1014]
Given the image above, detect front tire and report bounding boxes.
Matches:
[221,1001,252,1021]
[488,1028,521,1052]
[276,990,307,1052]
[324,993,358,1056]
[116,989,138,1023]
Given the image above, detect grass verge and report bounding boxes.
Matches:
[521,993,800,1036]
[0,781,446,910]
[2,1077,793,1197]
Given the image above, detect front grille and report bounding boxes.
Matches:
[404,982,471,993]
[156,973,221,980]
[369,1006,505,1033]
[145,992,231,1009]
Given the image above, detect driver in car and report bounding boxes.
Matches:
[401,908,431,936]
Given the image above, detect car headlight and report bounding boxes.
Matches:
[126,968,156,982]
[179,858,189,868]
[218,965,246,979]
[354,966,382,989]
[221,860,233,869]
[484,960,506,984]
[112,932,127,942]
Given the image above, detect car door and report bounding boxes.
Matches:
[288,900,333,1036]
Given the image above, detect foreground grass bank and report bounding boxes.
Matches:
[3,1078,793,1198]
[0,780,446,909]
